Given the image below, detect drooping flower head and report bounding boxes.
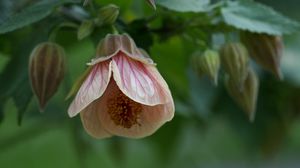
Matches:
[68,34,174,139]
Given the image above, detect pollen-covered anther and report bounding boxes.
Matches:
[107,92,142,128]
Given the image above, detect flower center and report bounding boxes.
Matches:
[107,92,142,128]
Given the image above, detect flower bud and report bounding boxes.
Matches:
[29,42,65,111]
[78,20,94,40]
[241,32,283,80]
[220,42,249,88]
[192,50,220,85]
[146,0,156,9]
[96,4,119,26]
[225,68,259,122]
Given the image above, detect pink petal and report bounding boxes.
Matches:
[88,34,154,66]
[111,52,171,106]
[80,99,112,139]
[119,35,154,64]
[68,61,112,117]
[97,80,174,138]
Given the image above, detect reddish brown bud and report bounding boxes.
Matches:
[241,32,283,80]
[225,68,259,122]
[29,42,65,111]
[220,42,250,87]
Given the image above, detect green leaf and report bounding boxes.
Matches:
[0,0,80,34]
[221,0,300,35]
[77,20,94,40]
[0,49,34,125]
[13,76,33,125]
[0,24,48,124]
[0,1,10,23]
[0,55,33,125]
[156,0,210,12]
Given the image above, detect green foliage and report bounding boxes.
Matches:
[0,56,32,125]
[221,0,300,35]
[151,37,189,97]
[0,0,80,34]
[0,22,49,124]
[12,75,33,125]
[125,19,154,51]
[156,0,210,12]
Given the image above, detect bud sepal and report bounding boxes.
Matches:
[220,42,250,88]
[225,68,259,122]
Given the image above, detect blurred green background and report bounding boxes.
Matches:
[0,0,300,167]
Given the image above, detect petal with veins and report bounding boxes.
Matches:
[112,52,171,106]
[68,61,111,117]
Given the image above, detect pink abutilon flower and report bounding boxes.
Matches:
[68,34,174,139]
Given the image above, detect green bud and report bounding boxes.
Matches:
[29,42,65,112]
[96,4,120,26]
[241,32,283,80]
[220,42,250,88]
[225,68,259,122]
[77,20,94,40]
[146,0,156,9]
[192,50,220,85]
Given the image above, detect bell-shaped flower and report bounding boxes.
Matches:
[68,34,174,139]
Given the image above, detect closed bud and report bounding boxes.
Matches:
[78,20,94,40]
[146,0,156,9]
[220,42,249,88]
[192,50,220,85]
[225,68,259,122]
[241,32,283,80]
[29,42,65,111]
[96,4,119,26]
